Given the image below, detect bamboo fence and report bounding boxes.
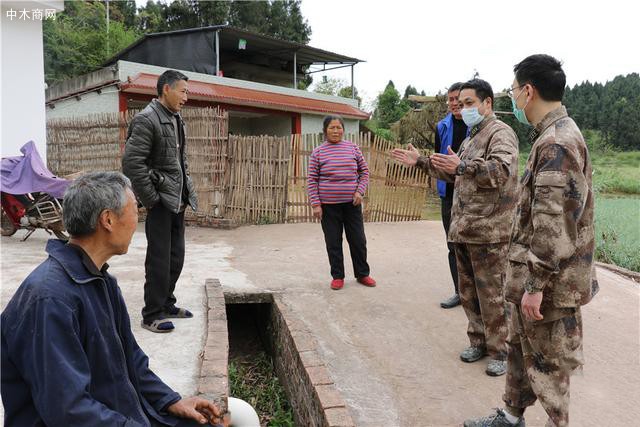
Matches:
[47,110,434,225]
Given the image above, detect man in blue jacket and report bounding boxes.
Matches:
[434,82,468,308]
[1,172,223,427]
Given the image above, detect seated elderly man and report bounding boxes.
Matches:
[1,172,224,427]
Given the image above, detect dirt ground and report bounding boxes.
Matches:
[1,221,638,426]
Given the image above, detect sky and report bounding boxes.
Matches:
[299,0,639,111]
[131,0,639,112]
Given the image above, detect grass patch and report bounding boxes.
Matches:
[595,195,640,272]
[228,352,294,427]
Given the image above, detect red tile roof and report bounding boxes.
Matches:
[120,73,370,120]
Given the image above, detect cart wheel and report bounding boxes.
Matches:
[1,210,17,236]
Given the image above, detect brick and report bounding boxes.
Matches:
[299,350,324,368]
[324,407,355,427]
[200,358,227,378]
[197,377,228,397]
[291,332,317,353]
[305,365,333,386]
[315,385,345,409]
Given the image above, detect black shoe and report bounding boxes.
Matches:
[464,408,525,426]
[440,294,461,308]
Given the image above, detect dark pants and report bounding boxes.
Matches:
[440,196,459,294]
[320,203,370,279]
[143,203,185,322]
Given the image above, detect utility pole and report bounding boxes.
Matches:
[106,0,110,56]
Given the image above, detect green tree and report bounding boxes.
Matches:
[44,1,139,83]
[374,80,411,129]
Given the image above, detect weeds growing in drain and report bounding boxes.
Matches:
[229,352,294,427]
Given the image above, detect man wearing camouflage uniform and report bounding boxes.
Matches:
[392,79,519,376]
[465,55,599,427]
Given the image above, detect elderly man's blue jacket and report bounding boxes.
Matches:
[1,239,181,426]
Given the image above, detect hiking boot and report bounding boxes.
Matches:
[464,408,525,427]
[460,345,487,363]
[486,359,507,376]
[357,276,377,287]
[330,279,344,290]
[440,294,461,308]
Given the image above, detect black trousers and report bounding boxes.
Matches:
[142,203,185,322]
[440,196,459,294]
[320,203,370,279]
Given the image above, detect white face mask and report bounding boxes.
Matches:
[461,107,484,127]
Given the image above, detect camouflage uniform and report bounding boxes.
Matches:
[416,114,519,360]
[503,106,599,426]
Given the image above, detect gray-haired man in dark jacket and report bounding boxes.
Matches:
[122,70,198,333]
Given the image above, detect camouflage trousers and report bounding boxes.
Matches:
[455,242,509,360]
[503,303,584,427]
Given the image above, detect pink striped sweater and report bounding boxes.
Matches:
[307,140,369,206]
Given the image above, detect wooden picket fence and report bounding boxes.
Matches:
[47,109,434,226]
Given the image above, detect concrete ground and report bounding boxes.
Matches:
[1,221,639,426]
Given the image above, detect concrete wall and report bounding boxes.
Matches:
[301,114,359,136]
[229,115,291,137]
[1,1,64,161]
[45,88,119,120]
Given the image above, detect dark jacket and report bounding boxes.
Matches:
[1,240,181,426]
[122,99,198,212]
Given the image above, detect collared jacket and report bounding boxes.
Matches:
[505,106,599,308]
[122,99,198,213]
[1,240,181,426]
[416,114,519,244]
[435,113,468,198]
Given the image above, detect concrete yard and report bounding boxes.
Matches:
[1,221,638,426]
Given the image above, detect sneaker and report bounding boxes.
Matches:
[330,279,344,290]
[460,345,487,363]
[486,359,507,376]
[440,294,461,308]
[464,408,525,427]
[356,276,377,287]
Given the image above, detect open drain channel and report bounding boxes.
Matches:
[198,280,355,427]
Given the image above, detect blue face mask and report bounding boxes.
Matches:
[461,107,484,127]
[511,90,530,125]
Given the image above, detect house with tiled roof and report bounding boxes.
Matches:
[45,25,369,136]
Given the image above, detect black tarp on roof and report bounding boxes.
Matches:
[103,25,363,75]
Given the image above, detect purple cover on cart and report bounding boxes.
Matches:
[1,141,69,199]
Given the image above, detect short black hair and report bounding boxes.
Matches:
[156,70,188,97]
[513,54,566,101]
[459,79,494,103]
[448,82,464,93]
[322,115,345,134]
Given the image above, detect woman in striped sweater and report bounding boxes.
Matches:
[307,115,376,290]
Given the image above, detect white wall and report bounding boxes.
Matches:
[46,88,119,121]
[301,114,359,136]
[1,1,64,161]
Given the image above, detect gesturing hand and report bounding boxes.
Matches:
[430,146,461,174]
[391,144,421,167]
[167,396,222,425]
